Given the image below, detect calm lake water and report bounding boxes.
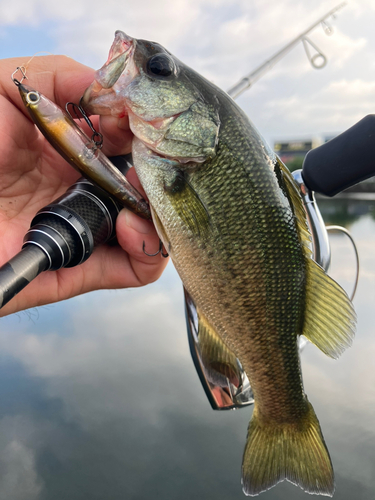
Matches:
[0,195,374,500]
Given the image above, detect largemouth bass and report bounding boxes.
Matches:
[82,31,356,496]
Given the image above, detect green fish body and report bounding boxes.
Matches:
[83,31,356,496]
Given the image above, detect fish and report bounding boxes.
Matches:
[82,30,356,496]
[16,80,151,220]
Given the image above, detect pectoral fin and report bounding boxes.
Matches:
[164,170,211,238]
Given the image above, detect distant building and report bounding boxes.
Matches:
[273,137,324,165]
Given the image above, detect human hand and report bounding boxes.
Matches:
[0,56,168,317]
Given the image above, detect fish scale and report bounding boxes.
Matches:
[180,112,307,421]
[82,30,356,496]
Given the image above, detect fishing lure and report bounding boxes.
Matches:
[12,67,151,220]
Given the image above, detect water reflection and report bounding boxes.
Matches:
[0,195,374,499]
[318,194,375,227]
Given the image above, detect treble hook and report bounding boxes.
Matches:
[65,100,104,149]
[11,66,27,87]
[143,240,169,258]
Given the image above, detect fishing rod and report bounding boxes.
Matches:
[227,2,347,99]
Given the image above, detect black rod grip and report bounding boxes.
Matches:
[0,155,133,311]
[0,246,50,309]
[302,114,375,196]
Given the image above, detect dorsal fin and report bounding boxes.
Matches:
[275,159,312,252]
[275,159,356,358]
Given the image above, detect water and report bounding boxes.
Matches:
[0,195,374,500]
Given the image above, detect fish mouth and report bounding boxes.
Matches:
[81,30,134,113]
[100,30,133,88]
[82,31,207,165]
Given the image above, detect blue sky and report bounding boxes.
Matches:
[1,0,374,144]
[0,26,56,59]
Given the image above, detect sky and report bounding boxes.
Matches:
[1,0,375,146]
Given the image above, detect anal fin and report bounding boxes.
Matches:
[184,288,253,409]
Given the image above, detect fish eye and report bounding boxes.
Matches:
[146,54,176,78]
[26,91,40,105]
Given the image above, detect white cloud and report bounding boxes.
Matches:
[350,0,375,14]
[265,76,375,123]
[0,429,43,500]
[0,0,86,25]
[325,29,367,69]
[0,265,194,425]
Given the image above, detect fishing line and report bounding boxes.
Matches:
[11,52,55,85]
[22,51,55,75]
[326,225,359,301]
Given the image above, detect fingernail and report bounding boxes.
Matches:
[122,208,154,234]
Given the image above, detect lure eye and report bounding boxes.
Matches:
[26,91,40,104]
[146,54,176,78]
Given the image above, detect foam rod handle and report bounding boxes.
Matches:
[302,114,375,196]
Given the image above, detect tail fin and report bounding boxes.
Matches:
[242,401,334,497]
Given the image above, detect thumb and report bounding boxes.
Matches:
[115,208,168,285]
